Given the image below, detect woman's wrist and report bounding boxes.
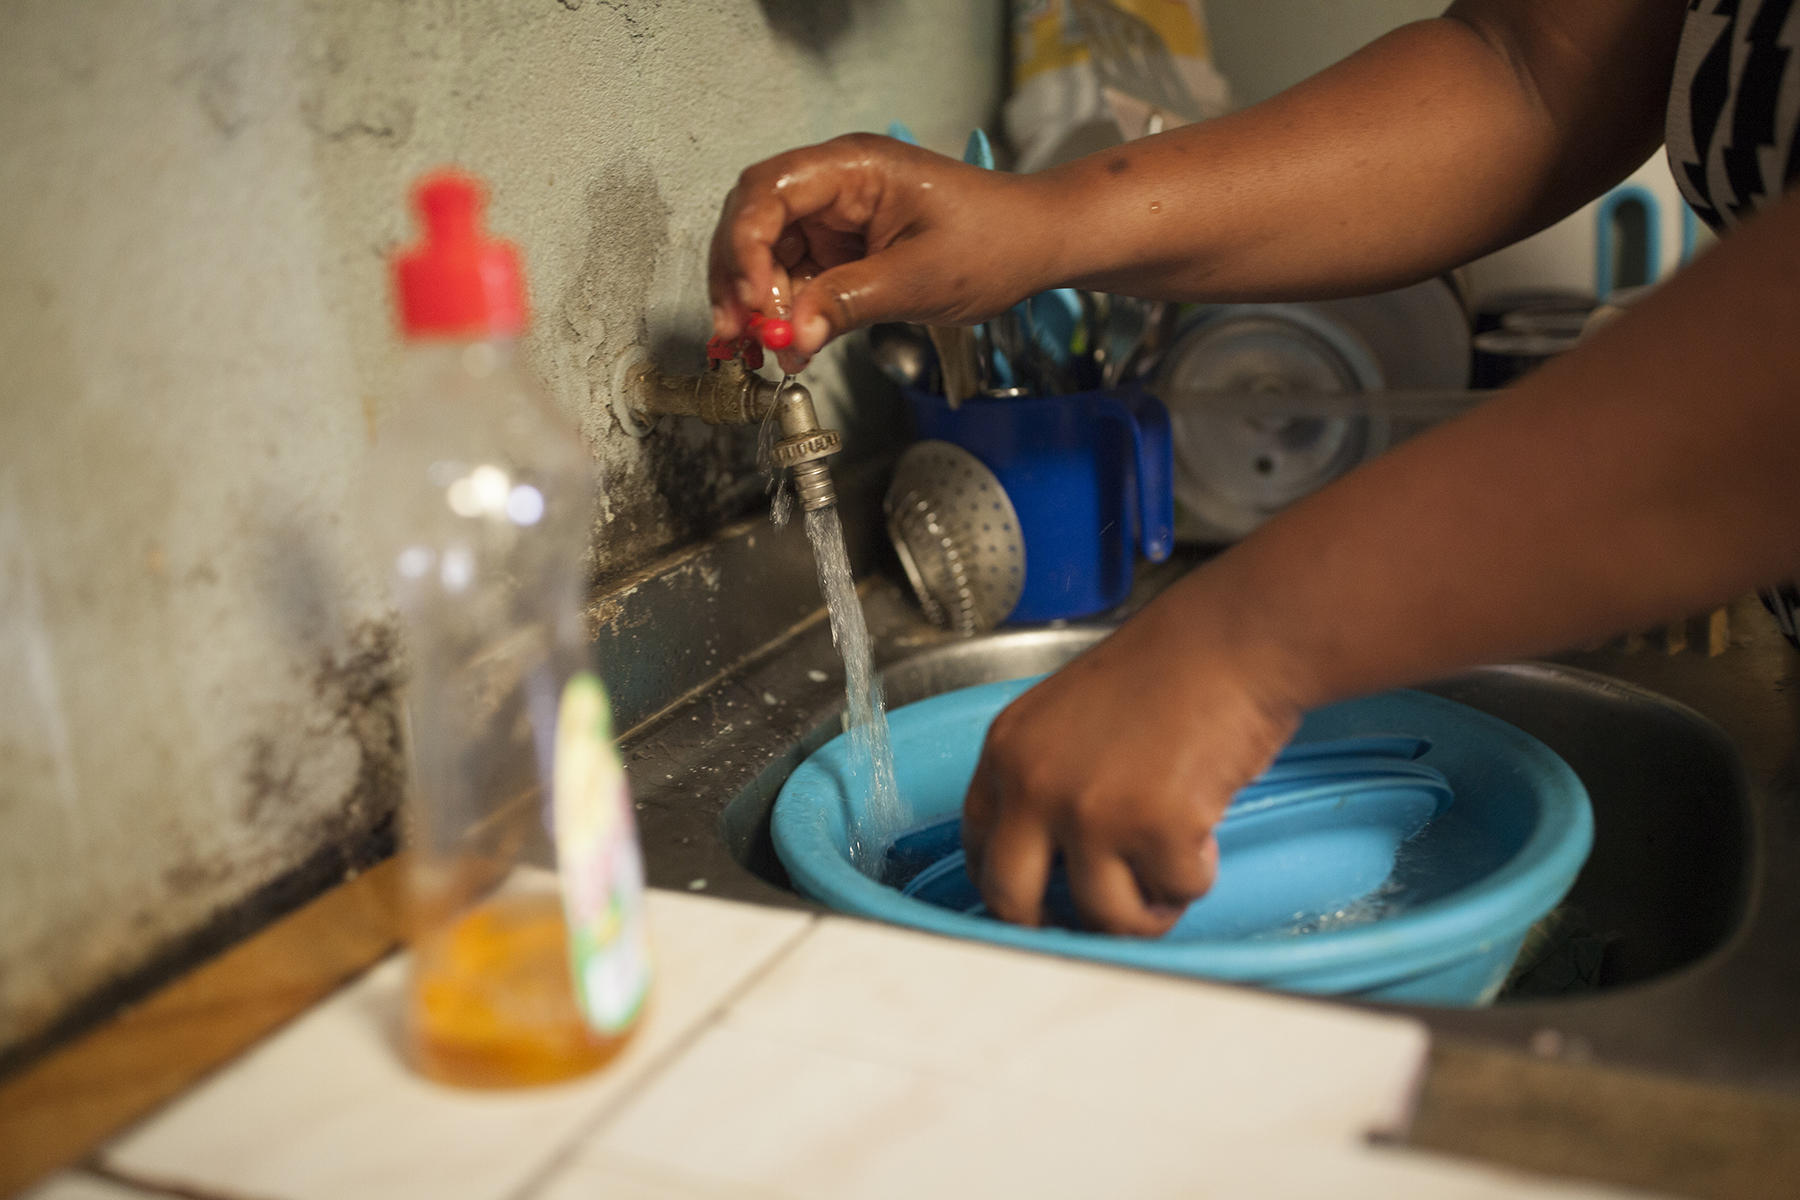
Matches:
[998,168,1098,298]
[1142,549,1332,722]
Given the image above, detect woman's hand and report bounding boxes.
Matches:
[960,580,1306,935]
[708,133,1054,372]
[958,181,1800,937]
[709,6,1684,373]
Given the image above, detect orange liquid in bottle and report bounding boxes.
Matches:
[405,890,635,1088]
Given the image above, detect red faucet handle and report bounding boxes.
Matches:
[739,310,794,351]
[708,320,770,370]
[758,317,795,350]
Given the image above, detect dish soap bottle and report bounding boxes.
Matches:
[361,171,651,1087]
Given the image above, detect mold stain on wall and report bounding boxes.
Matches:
[0,0,1002,1069]
[555,160,768,579]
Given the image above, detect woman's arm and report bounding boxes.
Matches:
[1049,0,1685,299]
[965,189,1800,934]
[710,0,1686,367]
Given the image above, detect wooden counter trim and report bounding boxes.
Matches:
[0,858,405,1197]
[1406,1038,1800,1199]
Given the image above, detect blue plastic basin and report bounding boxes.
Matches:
[772,675,1594,1006]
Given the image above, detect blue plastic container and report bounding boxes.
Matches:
[905,388,1175,622]
[772,676,1594,1006]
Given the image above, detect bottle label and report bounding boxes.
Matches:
[553,670,652,1033]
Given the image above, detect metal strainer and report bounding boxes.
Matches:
[884,441,1026,635]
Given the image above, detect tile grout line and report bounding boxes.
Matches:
[0,858,407,1199]
[500,912,824,1200]
[79,949,409,1195]
[1375,1029,1438,1148]
[84,1161,246,1200]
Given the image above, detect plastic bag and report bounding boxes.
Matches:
[1006,0,1232,172]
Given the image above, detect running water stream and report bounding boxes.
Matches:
[761,367,905,872]
[803,504,906,874]
[762,375,797,527]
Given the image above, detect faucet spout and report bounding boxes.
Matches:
[625,357,841,511]
[767,383,839,511]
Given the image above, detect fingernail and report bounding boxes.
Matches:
[736,280,757,309]
[800,314,830,349]
[710,304,727,333]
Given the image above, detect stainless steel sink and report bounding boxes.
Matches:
[1417,663,1750,989]
[624,547,1800,1093]
[717,627,1109,899]
[718,627,1751,992]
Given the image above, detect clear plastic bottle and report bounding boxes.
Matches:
[360,172,650,1087]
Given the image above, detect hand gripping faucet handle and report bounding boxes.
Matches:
[707,331,763,371]
[753,315,795,350]
[705,312,791,369]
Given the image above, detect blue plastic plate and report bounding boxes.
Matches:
[772,674,1593,1004]
[889,735,1450,939]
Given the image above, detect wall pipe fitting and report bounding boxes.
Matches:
[625,358,841,510]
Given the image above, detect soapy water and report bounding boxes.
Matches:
[1268,826,1431,938]
[1264,802,1504,938]
[1275,876,1406,937]
[803,505,907,875]
[1277,827,1431,935]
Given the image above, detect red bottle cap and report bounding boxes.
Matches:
[394,171,527,339]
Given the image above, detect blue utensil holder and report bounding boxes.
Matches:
[904,386,1174,622]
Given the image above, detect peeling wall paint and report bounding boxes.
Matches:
[0,0,1002,1063]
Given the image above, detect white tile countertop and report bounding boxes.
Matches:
[29,891,1668,1200]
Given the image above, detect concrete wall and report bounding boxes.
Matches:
[0,0,1001,1065]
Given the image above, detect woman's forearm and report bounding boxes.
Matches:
[1167,189,1800,711]
[1028,0,1685,303]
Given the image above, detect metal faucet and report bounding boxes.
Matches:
[621,357,841,510]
